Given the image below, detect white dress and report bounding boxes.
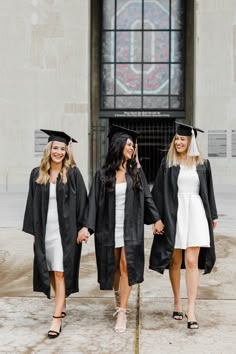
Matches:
[175,165,210,249]
[114,182,127,248]
[45,183,64,271]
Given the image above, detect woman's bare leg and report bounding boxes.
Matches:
[119,247,131,309]
[113,248,121,308]
[169,249,183,318]
[49,271,65,334]
[185,247,200,325]
[50,271,66,316]
[113,248,121,292]
[114,247,130,332]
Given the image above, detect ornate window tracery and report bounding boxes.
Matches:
[101,0,185,113]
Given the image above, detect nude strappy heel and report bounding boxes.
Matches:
[113,308,127,333]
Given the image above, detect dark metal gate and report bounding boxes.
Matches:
[93,118,175,183]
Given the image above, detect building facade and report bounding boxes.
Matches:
[0,0,235,192]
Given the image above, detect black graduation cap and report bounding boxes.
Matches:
[108,124,140,142]
[41,129,78,145]
[175,122,204,137]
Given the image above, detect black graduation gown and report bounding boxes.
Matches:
[22,166,87,298]
[149,158,218,274]
[84,168,161,290]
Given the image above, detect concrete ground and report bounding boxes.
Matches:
[0,187,236,354]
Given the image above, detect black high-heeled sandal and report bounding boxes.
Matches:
[48,315,63,339]
[173,311,183,320]
[187,321,199,329]
[185,314,199,329]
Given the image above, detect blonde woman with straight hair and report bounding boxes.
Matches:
[149,122,218,330]
[23,129,87,339]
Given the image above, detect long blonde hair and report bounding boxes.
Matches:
[36,141,76,184]
[166,135,205,168]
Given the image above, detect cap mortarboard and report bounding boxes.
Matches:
[175,121,204,137]
[41,129,78,145]
[108,125,140,142]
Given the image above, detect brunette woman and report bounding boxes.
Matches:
[78,125,164,333]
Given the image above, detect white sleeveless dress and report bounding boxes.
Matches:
[114,182,127,248]
[175,165,210,249]
[45,183,64,271]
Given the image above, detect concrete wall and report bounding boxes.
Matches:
[194,0,236,187]
[0,0,90,192]
[1,0,236,192]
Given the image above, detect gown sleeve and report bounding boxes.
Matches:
[74,167,88,232]
[206,160,218,220]
[139,168,161,224]
[151,159,165,220]
[83,170,101,235]
[22,168,37,236]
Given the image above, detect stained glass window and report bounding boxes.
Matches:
[101,0,185,112]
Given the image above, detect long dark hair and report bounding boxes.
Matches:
[103,132,141,191]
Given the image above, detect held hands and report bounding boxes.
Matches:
[77,227,90,244]
[152,220,165,235]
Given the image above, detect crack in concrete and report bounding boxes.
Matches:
[135,284,140,354]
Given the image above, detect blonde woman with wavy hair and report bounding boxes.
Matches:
[23,129,87,339]
[166,134,204,168]
[36,141,72,185]
[150,122,218,330]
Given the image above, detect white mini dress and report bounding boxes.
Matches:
[114,182,127,248]
[175,164,210,249]
[45,183,64,272]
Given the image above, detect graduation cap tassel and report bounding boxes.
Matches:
[68,139,77,167]
[187,129,200,157]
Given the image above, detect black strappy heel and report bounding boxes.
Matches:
[173,311,183,320]
[48,315,63,339]
[185,314,199,329]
